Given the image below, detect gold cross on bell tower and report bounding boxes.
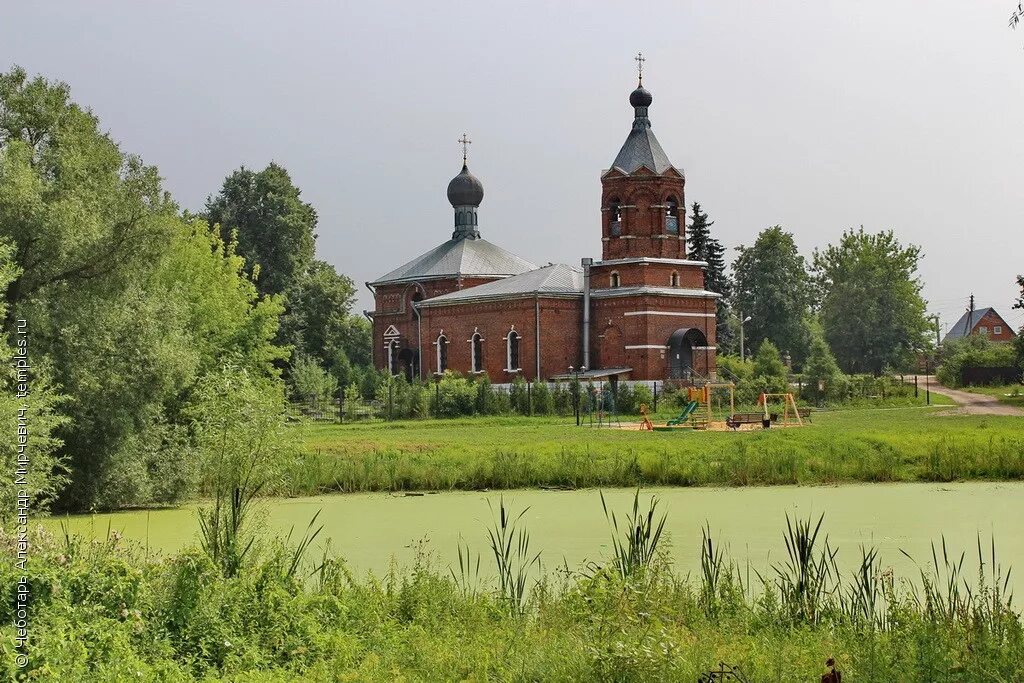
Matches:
[458,133,472,164]
[634,51,645,85]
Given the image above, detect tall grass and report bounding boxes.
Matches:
[11,501,1024,681]
[486,497,540,613]
[600,489,666,580]
[289,410,1024,495]
[770,513,839,624]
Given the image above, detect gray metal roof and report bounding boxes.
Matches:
[370,236,536,286]
[943,307,1006,342]
[610,123,675,175]
[418,263,583,306]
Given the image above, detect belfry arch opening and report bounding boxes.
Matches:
[665,196,679,234]
[667,328,707,379]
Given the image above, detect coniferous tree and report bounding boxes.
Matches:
[687,202,735,353]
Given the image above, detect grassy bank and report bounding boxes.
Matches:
[966,384,1024,408]
[4,502,1021,682]
[287,405,1024,495]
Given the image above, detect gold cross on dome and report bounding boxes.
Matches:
[458,133,472,163]
[634,52,645,85]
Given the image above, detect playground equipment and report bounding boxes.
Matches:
[758,392,803,427]
[582,382,621,428]
[652,383,736,431]
[638,404,654,431]
[666,400,699,426]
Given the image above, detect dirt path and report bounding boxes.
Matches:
[910,375,1024,416]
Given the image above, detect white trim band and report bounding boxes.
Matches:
[623,311,716,318]
[624,344,669,350]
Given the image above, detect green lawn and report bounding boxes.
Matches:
[965,383,1024,408]
[286,400,1023,495]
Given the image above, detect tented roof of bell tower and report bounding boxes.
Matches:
[606,84,679,176]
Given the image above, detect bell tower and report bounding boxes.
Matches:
[600,56,686,260]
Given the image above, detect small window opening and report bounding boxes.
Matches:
[471,333,484,373]
[665,197,679,235]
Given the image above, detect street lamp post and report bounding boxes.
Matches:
[739,313,753,361]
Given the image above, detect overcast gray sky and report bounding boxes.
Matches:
[3,0,1022,334]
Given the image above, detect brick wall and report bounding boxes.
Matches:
[601,168,686,260]
[371,276,505,370]
[973,310,1017,343]
[417,297,583,380]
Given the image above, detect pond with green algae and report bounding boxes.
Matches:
[45,482,1024,592]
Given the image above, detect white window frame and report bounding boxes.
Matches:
[434,332,448,374]
[386,339,399,376]
[469,329,485,373]
[610,271,621,288]
[994,325,1002,335]
[504,327,522,372]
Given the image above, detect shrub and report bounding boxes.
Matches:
[475,376,498,415]
[802,322,845,403]
[509,376,529,415]
[614,383,636,414]
[429,372,477,417]
[716,354,753,382]
[289,354,339,408]
[938,336,1018,387]
[531,381,554,415]
[552,383,573,416]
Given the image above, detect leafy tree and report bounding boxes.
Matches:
[0,242,68,519]
[288,354,339,408]
[0,66,173,326]
[813,228,930,375]
[732,227,813,363]
[1015,275,1024,368]
[189,363,292,577]
[204,163,317,298]
[279,259,370,375]
[687,202,735,353]
[937,335,1017,387]
[0,68,285,510]
[801,318,846,403]
[752,339,787,383]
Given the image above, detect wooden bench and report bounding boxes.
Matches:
[726,412,774,430]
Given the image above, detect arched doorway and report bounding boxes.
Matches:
[667,328,707,379]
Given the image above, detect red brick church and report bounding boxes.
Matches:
[367,72,719,383]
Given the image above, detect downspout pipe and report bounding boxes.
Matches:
[534,294,541,381]
[581,258,593,369]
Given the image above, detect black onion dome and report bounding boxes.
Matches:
[629,85,652,108]
[446,164,484,207]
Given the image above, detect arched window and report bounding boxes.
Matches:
[665,197,679,235]
[386,340,399,375]
[670,271,680,287]
[471,333,484,373]
[610,271,621,288]
[506,330,521,371]
[436,334,448,373]
[608,198,622,236]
